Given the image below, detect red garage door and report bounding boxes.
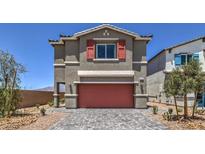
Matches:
[78,84,134,108]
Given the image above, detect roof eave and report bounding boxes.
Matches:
[48,40,64,47]
[60,37,78,41]
[135,37,152,41]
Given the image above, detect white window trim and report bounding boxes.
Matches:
[180,53,194,65]
[96,43,116,59]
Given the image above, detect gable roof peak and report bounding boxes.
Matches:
[73,24,141,38]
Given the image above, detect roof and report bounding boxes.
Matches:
[74,24,141,38]
[49,24,152,46]
[148,35,205,62]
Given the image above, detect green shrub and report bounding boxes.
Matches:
[152,106,158,114]
[35,104,40,109]
[40,108,46,116]
[48,101,54,107]
[0,50,26,118]
[162,112,172,121]
[177,108,183,113]
[195,109,205,115]
[168,108,173,115]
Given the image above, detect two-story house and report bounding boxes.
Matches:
[147,36,205,106]
[49,24,152,108]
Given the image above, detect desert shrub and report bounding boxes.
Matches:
[35,104,40,109]
[152,105,158,114]
[0,88,22,117]
[195,109,205,115]
[168,108,173,115]
[0,50,26,117]
[162,112,172,121]
[162,108,175,121]
[40,108,46,116]
[48,101,54,107]
[177,108,183,113]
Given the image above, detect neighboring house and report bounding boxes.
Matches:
[49,24,152,108]
[147,36,205,106]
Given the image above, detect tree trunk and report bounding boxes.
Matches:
[192,92,198,118]
[174,96,179,119]
[184,94,188,118]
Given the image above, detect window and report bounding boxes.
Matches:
[96,44,116,59]
[193,53,199,61]
[187,54,192,63]
[181,54,186,65]
[175,54,181,66]
[174,53,199,66]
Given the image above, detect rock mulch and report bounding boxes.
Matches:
[147,102,205,130]
[19,112,66,130]
[0,105,66,130]
[0,114,38,130]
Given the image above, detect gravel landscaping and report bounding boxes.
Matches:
[0,105,66,130]
[147,102,205,129]
[4,102,204,130]
[48,108,168,130]
[19,112,66,130]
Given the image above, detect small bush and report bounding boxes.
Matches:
[152,106,158,114]
[162,112,172,121]
[168,108,173,115]
[195,109,205,115]
[177,108,183,113]
[48,101,54,107]
[0,112,3,118]
[35,104,40,109]
[40,108,46,116]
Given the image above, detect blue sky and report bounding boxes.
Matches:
[0,23,205,89]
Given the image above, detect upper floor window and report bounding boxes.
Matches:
[175,53,199,66]
[96,44,116,59]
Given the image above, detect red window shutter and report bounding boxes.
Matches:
[86,40,95,60]
[117,40,126,60]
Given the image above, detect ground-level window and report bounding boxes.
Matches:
[96,44,116,59]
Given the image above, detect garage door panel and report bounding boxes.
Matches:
[78,84,133,108]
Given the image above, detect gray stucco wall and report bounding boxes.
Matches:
[147,50,166,102]
[133,41,146,61]
[55,66,65,82]
[147,70,165,102]
[53,27,149,108]
[61,28,148,88]
[79,29,133,70]
[147,39,204,106]
[147,51,166,76]
[65,40,79,61]
[54,45,65,64]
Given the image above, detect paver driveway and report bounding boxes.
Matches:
[48,108,168,130]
